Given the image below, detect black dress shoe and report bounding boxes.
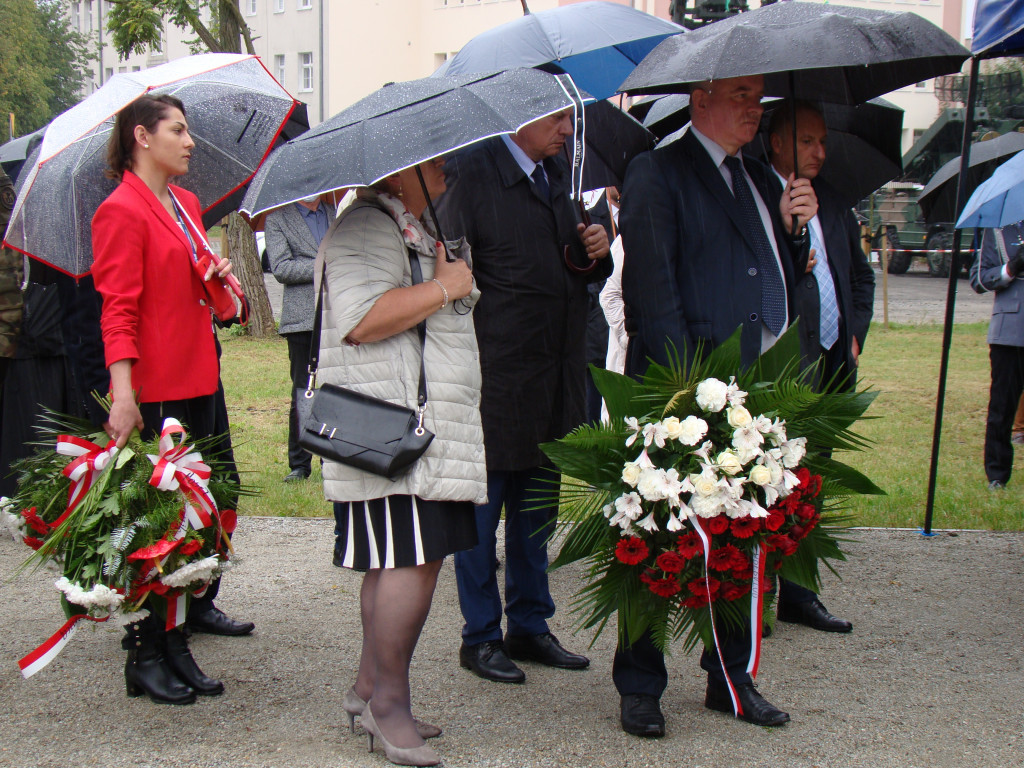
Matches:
[705,682,790,727]
[187,606,255,636]
[620,694,665,738]
[459,640,525,683]
[504,632,590,670]
[283,468,310,483]
[777,597,852,633]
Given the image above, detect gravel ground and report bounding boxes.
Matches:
[2,520,1022,768]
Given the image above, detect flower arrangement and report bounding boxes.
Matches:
[542,329,879,654]
[4,411,247,677]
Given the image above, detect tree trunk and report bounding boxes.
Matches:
[214,0,273,335]
[225,213,275,337]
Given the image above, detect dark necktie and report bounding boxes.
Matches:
[531,164,550,203]
[723,155,786,336]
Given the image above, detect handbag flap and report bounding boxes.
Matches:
[305,383,419,454]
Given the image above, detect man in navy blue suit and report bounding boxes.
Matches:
[617,75,817,735]
[767,101,873,634]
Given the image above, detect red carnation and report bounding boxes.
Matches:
[806,474,822,498]
[767,533,798,556]
[720,581,750,601]
[764,510,786,532]
[179,539,203,556]
[734,565,753,581]
[683,593,710,609]
[730,516,760,539]
[789,523,807,540]
[794,466,811,489]
[23,535,44,550]
[707,516,729,535]
[615,537,649,565]
[677,532,702,559]
[730,550,750,573]
[796,502,816,521]
[22,507,49,536]
[708,545,742,572]
[687,576,721,599]
[656,551,687,574]
[649,577,682,597]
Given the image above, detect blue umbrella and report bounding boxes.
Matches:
[956,149,1024,228]
[434,1,682,100]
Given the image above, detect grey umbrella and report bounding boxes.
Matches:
[240,68,598,218]
[618,1,969,103]
[918,131,1024,225]
[3,53,298,276]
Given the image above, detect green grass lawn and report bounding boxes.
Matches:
[218,323,1023,530]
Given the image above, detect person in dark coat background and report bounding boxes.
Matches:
[437,110,610,685]
[767,101,874,634]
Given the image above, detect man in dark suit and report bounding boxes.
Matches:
[265,195,335,483]
[767,101,874,632]
[437,110,610,685]
[617,75,818,734]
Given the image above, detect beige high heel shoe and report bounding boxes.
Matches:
[343,687,442,739]
[361,702,441,767]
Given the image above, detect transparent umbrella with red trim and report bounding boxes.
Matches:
[2,53,298,276]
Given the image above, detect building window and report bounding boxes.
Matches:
[434,52,449,69]
[247,0,257,15]
[72,2,80,31]
[152,31,163,54]
[274,54,286,87]
[85,0,93,32]
[104,67,113,81]
[299,52,314,91]
[132,66,141,72]
[274,0,284,11]
[118,66,127,74]
[298,0,311,9]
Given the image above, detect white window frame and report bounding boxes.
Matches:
[247,0,258,15]
[299,52,314,92]
[274,54,286,87]
[274,0,284,11]
[298,0,312,9]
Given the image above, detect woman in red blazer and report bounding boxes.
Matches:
[91,94,237,706]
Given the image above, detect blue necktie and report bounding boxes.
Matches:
[723,155,786,336]
[809,223,840,350]
[531,164,550,203]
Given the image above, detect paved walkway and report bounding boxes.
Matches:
[2,522,1021,768]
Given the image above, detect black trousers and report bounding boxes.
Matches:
[285,332,313,473]
[613,623,753,698]
[985,344,1024,485]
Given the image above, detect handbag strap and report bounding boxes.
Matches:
[306,247,429,410]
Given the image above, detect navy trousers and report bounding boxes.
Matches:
[454,467,558,646]
[986,344,1024,485]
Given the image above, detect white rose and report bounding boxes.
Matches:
[726,405,753,428]
[716,450,743,476]
[695,378,728,412]
[621,462,641,487]
[637,469,666,501]
[676,415,709,446]
[691,471,719,496]
[748,464,772,486]
[662,416,683,440]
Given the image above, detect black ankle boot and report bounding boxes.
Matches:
[165,628,224,695]
[122,619,196,705]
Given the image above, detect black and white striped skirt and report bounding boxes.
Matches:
[332,495,478,570]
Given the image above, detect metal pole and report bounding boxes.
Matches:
[881,230,889,329]
[923,57,980,536]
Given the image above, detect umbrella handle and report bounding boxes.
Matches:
[564,199,598,275]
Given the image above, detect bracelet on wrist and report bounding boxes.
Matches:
[431,278,449,309]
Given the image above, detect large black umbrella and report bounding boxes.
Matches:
[648,95,903,208]
[576,100,654,193]
[240,68,597,218]
[917,131,1024,224]
[618,1,969,103]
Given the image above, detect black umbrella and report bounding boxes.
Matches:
[650,95,903,208]
[0,126,46,183]
[917,131,1024,224]
[619,1,969,103]
[240,68,597,218]
[576,100,655,193]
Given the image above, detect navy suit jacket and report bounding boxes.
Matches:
[620,129,805,374]
[789,177,875,389]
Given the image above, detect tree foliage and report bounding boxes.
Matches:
[0,0,92,140]
[108,0,255,59]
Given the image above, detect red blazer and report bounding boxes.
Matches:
[91,171,219,403]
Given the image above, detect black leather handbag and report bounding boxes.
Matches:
[297,248,434,479]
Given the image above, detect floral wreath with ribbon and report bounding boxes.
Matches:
[3,412,246,679]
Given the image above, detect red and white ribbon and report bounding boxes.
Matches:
[165,593,188,632]
[746,543,766,679]
[147,419,216,532]
[18,613,108,679]
[55,435,118,524]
